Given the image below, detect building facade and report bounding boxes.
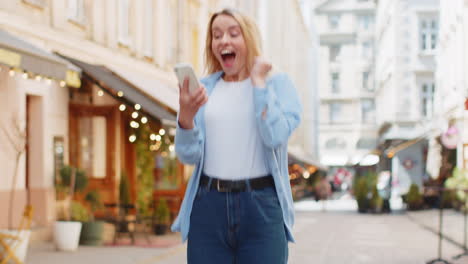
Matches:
[374,0,439,193]
[435,0,468,171]
[0,0,213,234]
[314,0,378,169]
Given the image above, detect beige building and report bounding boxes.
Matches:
[0,0,213,236]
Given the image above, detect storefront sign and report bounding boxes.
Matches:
[0,48,21,67]
[66,69,81,88]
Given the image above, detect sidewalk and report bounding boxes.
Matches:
[407,208,468,252]
[26,233,186,264]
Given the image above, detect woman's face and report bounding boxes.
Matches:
[211,14,248,80]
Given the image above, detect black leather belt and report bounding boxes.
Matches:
[200,173,274,192]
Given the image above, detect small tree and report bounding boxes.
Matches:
[1,114,27,229]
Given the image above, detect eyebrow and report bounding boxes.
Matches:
[212,25,241,31]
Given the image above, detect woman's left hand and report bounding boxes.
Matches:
[250,57,272,88]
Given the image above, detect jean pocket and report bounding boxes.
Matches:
[250,187,283,223]
[252,187,280,204]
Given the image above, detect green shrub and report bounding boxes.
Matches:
[354,176,369,212]
[406,184,424,210]
[154,198,170,224]
[71,201,90,222]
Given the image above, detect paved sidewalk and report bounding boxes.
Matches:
[25,198,468,264]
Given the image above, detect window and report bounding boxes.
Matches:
[359,15,373,30]
[356,138,377,150]
[118,0,131,45]
[362,41,372,58]
[330,102,342,123]
[53,137,65,181]
[362,72,374,91]
[79,117,107,178]
[361,99,375,123]
[420,18,438,51]
[421,83,435,118]
[331,73,340,93]
[68,0,85,24]
[329,45,341,62]
[165,0,177,64]
[143,0,153,57]
[328,15,340,30]
[325,137,346,149]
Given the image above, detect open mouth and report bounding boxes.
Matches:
[221,50,236,67]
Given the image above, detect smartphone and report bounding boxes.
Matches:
[174,63,199,94]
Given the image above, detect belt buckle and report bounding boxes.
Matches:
[217,180,229,192]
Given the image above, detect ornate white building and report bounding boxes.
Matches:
[314,0,378,168]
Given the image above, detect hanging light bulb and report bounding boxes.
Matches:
[98,90,104,97]
[169,145,175,152]
[135,104,141,110]
[129,135,137,142]
[60,81,66,87]
[22,72,28,79]
[9,69,15,77]
[159,128,166,135]
[141,117,148,124]
[119,104,126,111]
[132,112,138,119]
[117,91,124,97]
[155,135,162,141]
[150,133,157,141]
[130,121,139,128]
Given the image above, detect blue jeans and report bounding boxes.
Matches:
[187,183,288,264]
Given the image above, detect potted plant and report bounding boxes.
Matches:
[354,176,369,213]
[79,190,105,246]
[406,184,424,210]
[153,198,170,235]
[54,165,88,251]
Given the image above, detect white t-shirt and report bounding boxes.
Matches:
[203,77,269,180]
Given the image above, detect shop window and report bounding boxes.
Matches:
[53,137,65,181]
[69,104,115,182]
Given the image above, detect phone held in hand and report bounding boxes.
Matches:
[174,63,199,94]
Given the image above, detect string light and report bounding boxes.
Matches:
[117,91,124,97]
[132,112,138,119]
[159,128,165,135]
[97,90,104,96]
[169,145,175,152]
[119,104,126,111]
[130,121,139,128]
[141,117,148,124]
[60,81,66,87]
[135,104,141,110]
[35,75,42,81]
[155,135,161,141]
[22,72,28,79]
[129,135,136,143]
[150,133,157,141]
[9,70,15,77]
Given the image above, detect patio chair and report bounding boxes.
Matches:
[0,205,33,264]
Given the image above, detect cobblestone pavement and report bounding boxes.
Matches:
[27,197,468,264]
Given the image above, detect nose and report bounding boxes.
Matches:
[221,34,229,44]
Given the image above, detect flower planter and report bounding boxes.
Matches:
[54,221,82,251]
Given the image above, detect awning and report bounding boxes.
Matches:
[107,65,178,111]
[320,154,349,167]
[385,137,425,158]
[0,29,81,87]
[61,55,177,123]
[288,146,327,171]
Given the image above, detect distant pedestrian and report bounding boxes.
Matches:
[171,8,302,264]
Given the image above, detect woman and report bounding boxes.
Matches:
[171,8,302,264]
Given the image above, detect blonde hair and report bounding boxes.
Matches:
[204,8,262,75]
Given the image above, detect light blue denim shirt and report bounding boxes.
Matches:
[171,71,302,242]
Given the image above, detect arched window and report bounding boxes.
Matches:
[356,138,377,149]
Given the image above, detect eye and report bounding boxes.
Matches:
[230,30,240,37]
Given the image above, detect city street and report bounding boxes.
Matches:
[27,196,468,264]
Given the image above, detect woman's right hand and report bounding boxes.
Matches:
[178,77,208,129]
